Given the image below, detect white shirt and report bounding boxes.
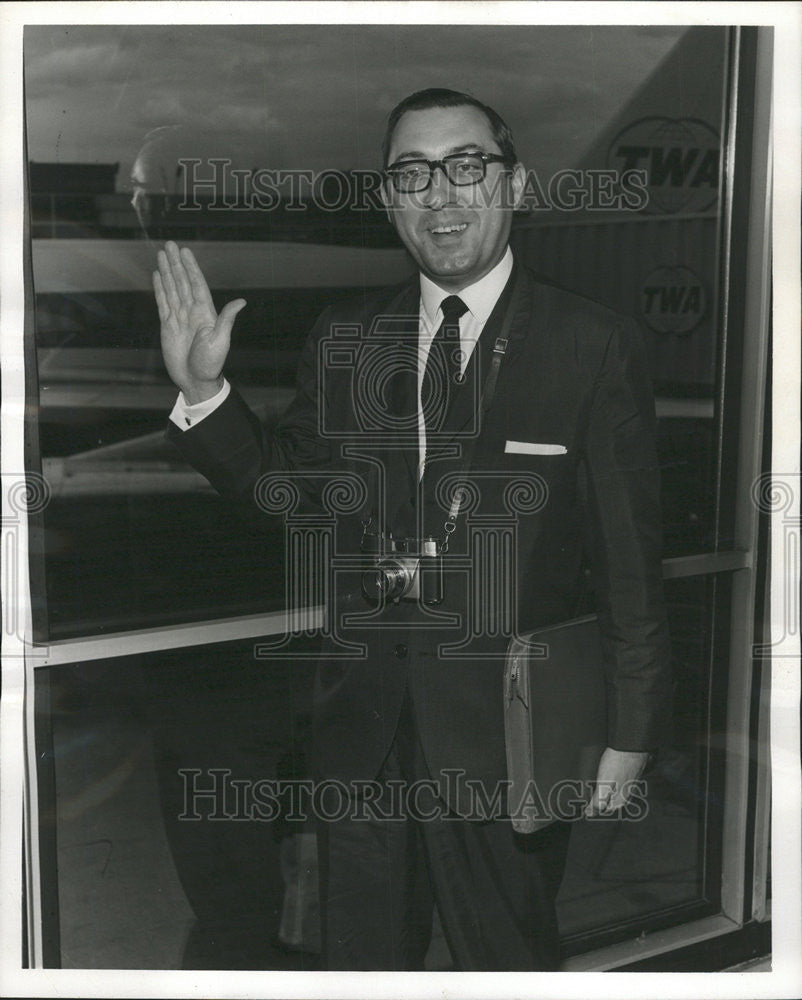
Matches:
[170,247,514,476]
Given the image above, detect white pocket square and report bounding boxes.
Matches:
[504,440,567,455]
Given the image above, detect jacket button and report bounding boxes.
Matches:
[394,643,408,659]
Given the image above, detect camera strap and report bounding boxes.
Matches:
[440,267,524,552]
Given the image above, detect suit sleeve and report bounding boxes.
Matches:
[166,306,335,515]
[582,318,673,751]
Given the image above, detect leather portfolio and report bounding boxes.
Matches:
[503,614,608,833]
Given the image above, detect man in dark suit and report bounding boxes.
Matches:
[154,88,672,971]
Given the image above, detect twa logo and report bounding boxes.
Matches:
[640,266,707,334]
[607,117,720,214]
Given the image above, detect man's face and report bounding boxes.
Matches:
[382,104,524,291]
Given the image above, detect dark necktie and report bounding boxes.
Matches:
[421,295,469,444]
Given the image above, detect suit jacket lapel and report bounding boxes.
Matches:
[437,263,534,443]
[392,281,422,490]
[364,264,534,532]
[366,279,420,529]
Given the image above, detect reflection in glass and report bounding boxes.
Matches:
[41,573,720,968]
[42,638,319,969]
[130,125,183,244]
[24,24,726,636]
[559,575,718,943]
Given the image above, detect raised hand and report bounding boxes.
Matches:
[153,241,246,404]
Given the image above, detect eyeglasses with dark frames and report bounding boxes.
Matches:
[384,152,512,193]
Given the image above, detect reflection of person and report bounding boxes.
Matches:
[154,88,672,971]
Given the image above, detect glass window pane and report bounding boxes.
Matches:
[27,21,761,970]
[558,574,722,943]
[24,24,725,637]
[40,636,319,969]
[511,26,727,559]
[39,574,726,967]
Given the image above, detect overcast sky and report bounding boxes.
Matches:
[24,23,686,193]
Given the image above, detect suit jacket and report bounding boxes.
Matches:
[168,261,672,808]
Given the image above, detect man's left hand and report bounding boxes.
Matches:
[585,747,650,817]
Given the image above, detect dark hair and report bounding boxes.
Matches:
[381,88,518,167]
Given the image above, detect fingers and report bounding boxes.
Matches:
[584,747,650,817]
[217,298,247,336]
[180,245,214,307]
[157,240,217,319]
[585,780,617,817]
[152,271,169,321]
[157,248,181,313]
[165,240,192,303]
[211,299,247,358]
[156,240,196,308]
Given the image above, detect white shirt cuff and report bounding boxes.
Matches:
[169,379,231,430]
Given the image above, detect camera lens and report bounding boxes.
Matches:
[361,558,413,603]
[379,563,411,599]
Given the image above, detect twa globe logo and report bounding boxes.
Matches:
[607,117,720,215]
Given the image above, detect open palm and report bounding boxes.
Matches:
[153,240,246,404]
